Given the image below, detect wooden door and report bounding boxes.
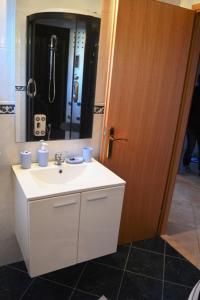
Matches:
[101,0,195,244]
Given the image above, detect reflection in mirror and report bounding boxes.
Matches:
[26,12,100,141]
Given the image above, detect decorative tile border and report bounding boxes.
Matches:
[94,104,104,114]
[15,86,26,92]
[0,104,15,114]
[0,101,103,115]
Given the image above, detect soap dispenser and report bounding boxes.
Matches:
[37,140,49,167]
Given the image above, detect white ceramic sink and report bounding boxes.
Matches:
[30,164,86,185]
[12,159,125,200]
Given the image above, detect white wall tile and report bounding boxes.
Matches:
[0,0,7,48]
[0,48,9,102]
[15,45,26,86]
[0,48,15,104]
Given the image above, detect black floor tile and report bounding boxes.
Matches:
[126,248,164,280]
[0,289,10,300]
[41,262,86,288]
[165,256,200,287]
[21,278,72,300]
[118,271,162,300]
[163,281,192,300]
[2,238,200,300]
[165,244,185,260]
[132,236,165,254]
[93,245,130,270]
[71,290,99,299]
[77,262,123,299]
[8,261,28,273]
[0,266,32,300]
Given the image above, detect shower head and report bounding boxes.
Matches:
[49,35,57,51]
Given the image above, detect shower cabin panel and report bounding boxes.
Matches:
[65,20,76,140]
[70,21,86,139]
[26,13,100,141]
[79,17,100,138]
[27,18,70,141]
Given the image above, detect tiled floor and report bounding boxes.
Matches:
[1,237,200,300]
[165,169,200,269]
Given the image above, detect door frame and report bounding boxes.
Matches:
[99,0,200,236]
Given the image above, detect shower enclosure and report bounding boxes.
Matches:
[26,12,100,141]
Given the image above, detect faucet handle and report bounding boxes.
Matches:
[55,152,61,159]
[55,152,64,164]
[55,151,68,164]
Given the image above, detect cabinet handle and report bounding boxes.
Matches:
[54,200,77,208]
[87,196,107,202]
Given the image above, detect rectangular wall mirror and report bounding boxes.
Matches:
[15,1,101,142]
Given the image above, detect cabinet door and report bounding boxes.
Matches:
[78,186,125,263]
[28,194,80,277]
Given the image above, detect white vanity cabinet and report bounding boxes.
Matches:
[15,181,125,277]
[28,194,80,277]
[13,161,125,278]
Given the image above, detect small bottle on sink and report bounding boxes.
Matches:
[37,140,49,167]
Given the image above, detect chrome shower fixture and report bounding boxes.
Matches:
[48,35,57,103]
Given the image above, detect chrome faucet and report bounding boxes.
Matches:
[55,152,64,165]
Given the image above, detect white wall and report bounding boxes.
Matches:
[159,0,181,5]
[181,0,192,8]
[16,0,101,15]
[180,0,200,9]
[0,0,15,105]
[0,0,103,266]
[159,0,200,8]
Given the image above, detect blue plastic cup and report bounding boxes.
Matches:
[82,147,93,162]
[20,151,32,169]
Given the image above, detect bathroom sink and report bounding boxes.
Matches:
[30,164,86,185]
[12,160,125,200]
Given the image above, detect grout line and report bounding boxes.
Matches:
[19,278,36,300]
[75,287,100,298]
[125,269,163,282]
[161,241,166,300]
[6,264,28,274]
[38,276,74,289]
[68,262,88,300]
[131,245,164,256]
[90,260,123,271]
[74,262,88,288]
[115,242,132,300]
[164,279,193,289]
[165,253,185,261]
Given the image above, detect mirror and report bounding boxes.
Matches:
[15,1,101,142]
